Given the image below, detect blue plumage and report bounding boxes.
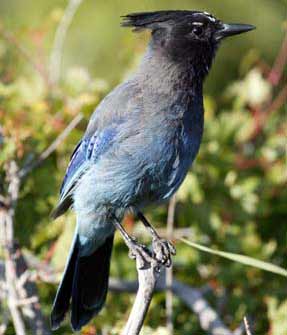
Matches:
[50,10,255,331]
[59,140,84,196]
[59,127,117,201]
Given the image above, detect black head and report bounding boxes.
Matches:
[122,10,255,76]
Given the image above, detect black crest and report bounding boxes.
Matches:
[121,10,201,31]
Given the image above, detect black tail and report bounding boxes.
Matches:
[51,235,78,330]
[50,235,114,331]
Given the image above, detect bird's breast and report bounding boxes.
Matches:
[139,107,204,204]
[164,121,203,199]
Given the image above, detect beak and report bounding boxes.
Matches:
[215,23,255,40]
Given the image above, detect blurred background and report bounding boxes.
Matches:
[0,0,286,334]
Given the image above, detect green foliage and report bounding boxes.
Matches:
[0,1,286,334]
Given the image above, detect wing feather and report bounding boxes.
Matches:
[51,127,117,219]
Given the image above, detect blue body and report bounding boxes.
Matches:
[68,74,203,256]
[51,41,204,332]
[51,9,254,332]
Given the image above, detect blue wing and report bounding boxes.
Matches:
[51,127,117,219]
[60,140,85,197]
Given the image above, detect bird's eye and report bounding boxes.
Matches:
[192,26,204,36]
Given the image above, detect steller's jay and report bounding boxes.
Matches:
[50,10,255,331]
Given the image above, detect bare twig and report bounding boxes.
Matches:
[121,196,177,335]
[14,245,51,335]
[264,84,287,115]
[249,84,287,139]
[19,113,83,179]
[0,243,51,335]
[267,32,287,86]
[0,260,9,335]
[15,296,38,307]
[49,0,84,85]
[122,258,162,335]
[173,280,233,335]
[243,316,253,335]
[0,161,51,335]
[1,162,26,335]
[166,195,177,334]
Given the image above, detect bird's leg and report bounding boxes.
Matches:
[112,217,155,269]
[136,211,176,267]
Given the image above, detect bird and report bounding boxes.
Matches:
[50,10,255,331]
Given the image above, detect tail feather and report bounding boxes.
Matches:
[71,235,114,331]
[50,235,114,331]
[51,235,79,330]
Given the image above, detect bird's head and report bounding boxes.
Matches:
[122,10,255,75]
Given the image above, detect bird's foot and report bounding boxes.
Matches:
[127,238,155,269]
[152,237,176,268]
[127,236,176,270]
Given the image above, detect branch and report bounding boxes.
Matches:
[49,0,84,85]
[248,84,287,140]
[121,196,178,335]
[0,243,51,335]
[1,252,240,335]
[19,113,83,179]
[13,244,51,335]
[243,316,253,335]
[18,239,236,335]
[264,84,287,115]
[0,162,51,335]
[172,280,233,335]
[267,32,287,86]
[0,261,9,335]
[122,259,162,335]
[111,276,235,335]
[0,172,26,335]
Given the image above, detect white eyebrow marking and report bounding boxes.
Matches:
[203,11,216,22]
[193,22,204,26]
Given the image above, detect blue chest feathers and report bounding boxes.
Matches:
[165,113,203,198]
[146,94,204,202]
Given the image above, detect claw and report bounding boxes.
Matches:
[168,241,176,255]
[127,237,154,269]
[126,235,176,270]
[152,238,176,267]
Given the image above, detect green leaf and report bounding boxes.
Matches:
[180,238,287,277]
